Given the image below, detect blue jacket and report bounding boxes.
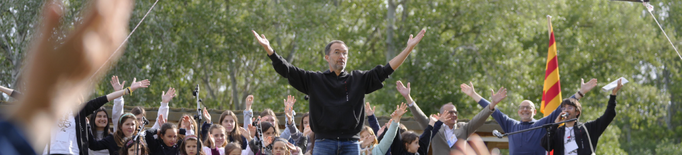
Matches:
[477,95,576,155]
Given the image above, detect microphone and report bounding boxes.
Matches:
[193,84,200,97]
[142,116,150,125]
[492,130,504,139]
[561,113,569,119]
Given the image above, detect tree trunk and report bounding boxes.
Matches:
[229,58,240,110]
[385,0,397,62]
[286,33,298,63]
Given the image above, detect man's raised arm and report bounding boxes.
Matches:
[389,29,426,70]
[253,30,275,56]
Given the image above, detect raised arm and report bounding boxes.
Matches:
[111,75,126,132]
[396,81,429,129]
[0,85,13,96]
[458,87,506,139]
[373,103,407,155]
[539,78,598,125]
[461,82,506,111]
[461,82,518,130]
[388,29,426,70]
[252,30,274,56]
[572,78,598,100]
[152,87,175,130]
[586,79,622,135]
[282,95,297,139]
[365,102,381,134]
[243,95,254,131]
[105,78,149,101]
[200,107,212,141]
[256,30,312,94]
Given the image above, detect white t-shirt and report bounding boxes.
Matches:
[564,127,578,155]
[43,111,79,155]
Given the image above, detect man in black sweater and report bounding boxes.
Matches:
[252,29,426,155]
[542,80,623,155]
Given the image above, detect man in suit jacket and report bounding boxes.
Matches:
[396,81,507,155]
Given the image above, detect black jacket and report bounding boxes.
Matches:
[146,129,188,155]
[389,121,442,155]
[87,134,119,155]
[74,96,110,155]
[268,52,394,140]
[541,95,618,155]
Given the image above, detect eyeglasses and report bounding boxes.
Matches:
[561,106,576,111]
[519,106,533,110]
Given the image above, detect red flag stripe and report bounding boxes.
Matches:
[544,56,558,79]
[543,82,561,107]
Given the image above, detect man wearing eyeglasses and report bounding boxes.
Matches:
[395,80,508,155]
[541,79,622,155]
[463,79,598,155]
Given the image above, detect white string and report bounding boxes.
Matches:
[88,0,160,81]
[644,2,682,61]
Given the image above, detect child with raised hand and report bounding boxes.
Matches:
[391,111,449,155]
[202,124,227,155]
[360,103,408,155]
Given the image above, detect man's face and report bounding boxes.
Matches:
[561,105,579,120]
[517,101,536,122]
[325,43,348,72]
[441,105,458,126]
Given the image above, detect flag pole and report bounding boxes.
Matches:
[547,15,552,38]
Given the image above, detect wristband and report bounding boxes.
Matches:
[577,91,584,98]
[127,87,133,96]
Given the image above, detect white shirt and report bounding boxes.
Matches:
[112,97,125,133]
[564,127,578,155]
[151,102,170,130]
[43,111,79,155]
[443,125,458,147]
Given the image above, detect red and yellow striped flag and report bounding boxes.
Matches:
[541,16,562,117]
